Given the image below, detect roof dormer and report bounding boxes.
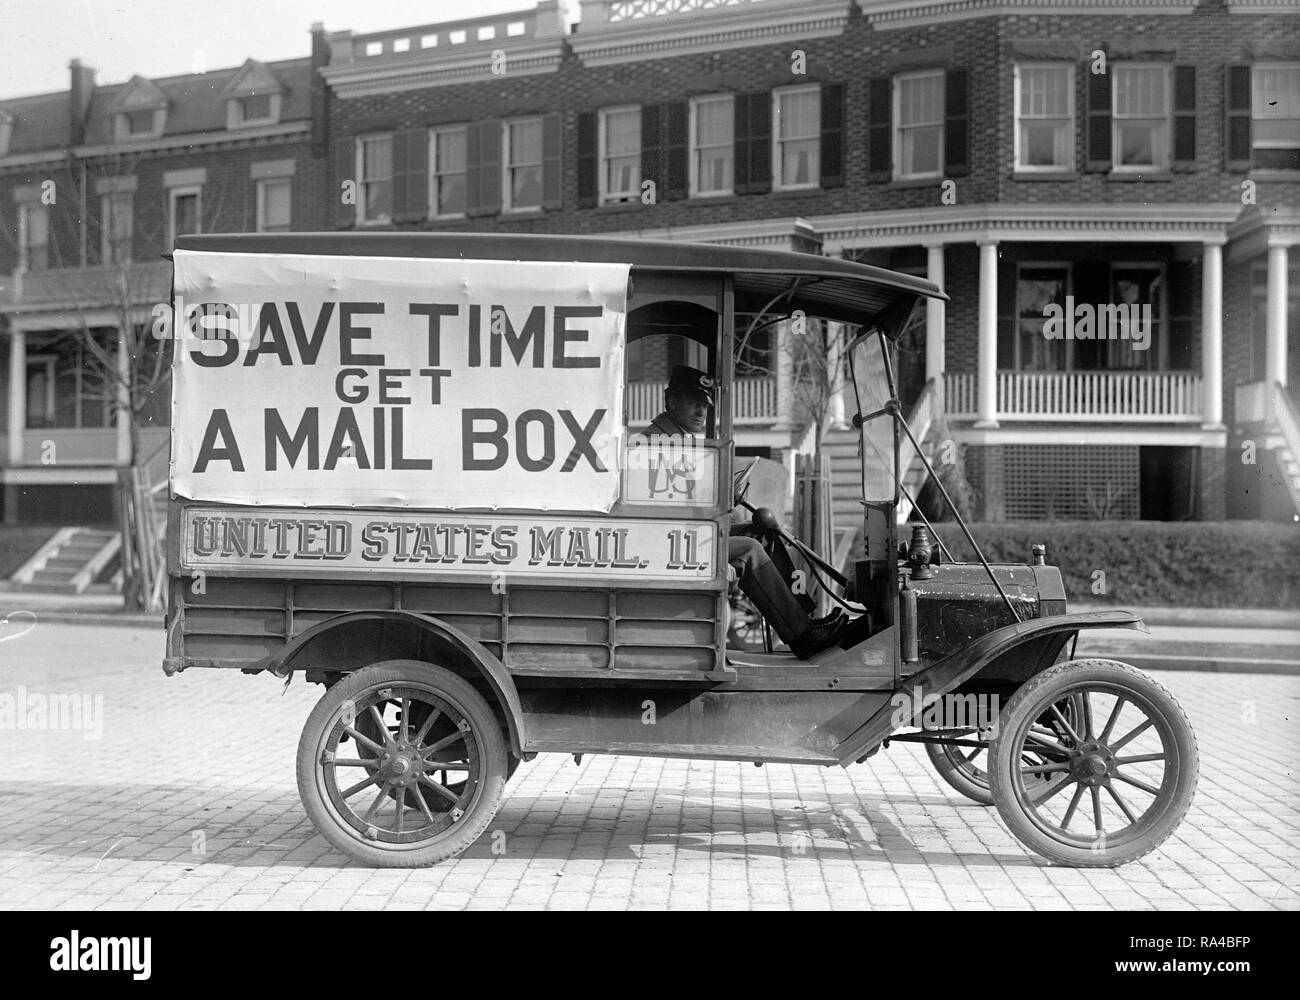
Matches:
[110,75,167,141]
[222,59,284,130]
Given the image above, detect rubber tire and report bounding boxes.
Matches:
[988,658,1198,868]
[925,739,995,806]
[297,660,508,868]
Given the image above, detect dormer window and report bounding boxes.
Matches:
[110,75,167,142]
[239,94,273,123]
[223,59,285,130]
[124,109,155,135]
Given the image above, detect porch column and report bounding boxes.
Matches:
[925,243,946,408]
[115,326,131,464]
[7,329,25,466]
[1201,240,1224,429]
[774,319,795,431]
[1266,244,1289,390]
[976,241,999,428]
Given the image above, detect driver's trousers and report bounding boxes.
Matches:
[727,535,814,645]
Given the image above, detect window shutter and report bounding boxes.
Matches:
[640,104,662,203]
[541,113,562,210]
[334,137,355,229]
[577,112,598,208]
[1225,64,1252,172]
[944,69,969,176]
[820,83,845,188]
[1085,67,1112,172]
[664,102,688,201]
[466,121,501,217]
[733,93,752,194]
[867,77,892,182]
[746,91,771,195]
[1172,65,1197,171]
[391,128,428,223]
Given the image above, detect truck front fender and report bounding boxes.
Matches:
[271,610,526,757]
[835,609,1145,766]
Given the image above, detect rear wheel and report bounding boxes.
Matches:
[297,659,508,867]
[988,659,1198,868]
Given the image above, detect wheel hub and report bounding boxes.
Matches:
[381,742,423,786]
[1070,741,1116,786]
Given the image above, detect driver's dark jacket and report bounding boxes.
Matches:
[648,410,813,644]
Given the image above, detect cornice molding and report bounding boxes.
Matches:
[0,122,309,175]
[322,42,564,98]
[606,215,822,249]
[857,0,1200,30]
[570,0,852,67]
[814,203,1245,250]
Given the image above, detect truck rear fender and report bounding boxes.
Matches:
[835,609,1145,766]
[271,611,525,757]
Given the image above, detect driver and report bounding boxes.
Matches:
[650,366,851,659]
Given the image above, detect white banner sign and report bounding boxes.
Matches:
[179,507,716,583]
[170,251,630,511]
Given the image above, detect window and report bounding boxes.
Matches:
[503,117,544,211]
[18,202,49,272]
[101,191,133,264]
[773,85,820,190]
[123,109,157,136]
[599,106,641,205]
[168,186,201,247]
[1113,64,1170,171]
[690,94,734,197]
[430,125,467,216]
[1253,64,1300,171]
[1015,64,1074,170]
[238,94,273,124]
[357,134,393,224]
[256,178,292,233]
[895,70,944,179]
[1106,264,1164,371]
[25,356,56,428]
[1016,264,1070,371]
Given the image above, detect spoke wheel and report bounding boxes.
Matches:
[926,703,1083,807]
[988,659,1198,868]
[925,737,994,805]
[297,660,508,867]
[726,593,768,652]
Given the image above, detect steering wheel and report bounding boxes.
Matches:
[731,457,760,511]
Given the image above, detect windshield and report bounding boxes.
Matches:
[847,330,896,503]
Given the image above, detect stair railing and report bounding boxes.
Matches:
[896,379,936,521]
[1272,383,1300,507]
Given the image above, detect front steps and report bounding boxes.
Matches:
[7,527,121,594]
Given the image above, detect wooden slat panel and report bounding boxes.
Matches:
[509,588,605,617]
[184,634,282,661]
[508,616,609,644]
[509,644,609,670]
[185,607,285,636]
[617,590,714,619]
[186,577,285,607]
[402,586,502,614]
[292,583,395,609]
[616,619,713,645]
[612,645,712,673]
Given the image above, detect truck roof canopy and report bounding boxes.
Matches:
[172,232,945,334]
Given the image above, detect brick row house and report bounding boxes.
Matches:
[1,0,1297,542]
[0,44,329,526]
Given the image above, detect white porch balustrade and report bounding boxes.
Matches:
[945,370,1204,422]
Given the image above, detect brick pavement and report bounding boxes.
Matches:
[0,622,1297,911]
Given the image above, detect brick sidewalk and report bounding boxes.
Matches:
[0,623,1296,910]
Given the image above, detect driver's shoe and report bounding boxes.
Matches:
[809,608,847,629]
[791,616,849,659]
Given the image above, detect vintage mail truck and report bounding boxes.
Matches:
[163,233,1197,868]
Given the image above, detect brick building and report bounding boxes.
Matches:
[1,0,1297,537]
[0,44,328,525]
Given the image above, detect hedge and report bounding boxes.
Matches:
[927,521,1300,609]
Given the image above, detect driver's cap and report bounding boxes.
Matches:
[667,365,716,407]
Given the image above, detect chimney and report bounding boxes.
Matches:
[310,22,329,156]
[69,58,95,146]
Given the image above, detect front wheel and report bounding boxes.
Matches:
[297,660,508,867]
[988,659,1198,868]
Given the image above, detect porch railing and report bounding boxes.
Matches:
[627,375,779,426]
[944,370,1203,422]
